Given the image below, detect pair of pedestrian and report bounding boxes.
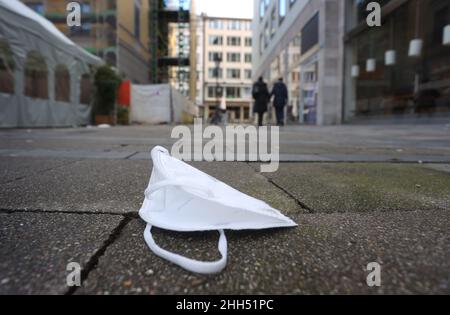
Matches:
[252,77,288,127]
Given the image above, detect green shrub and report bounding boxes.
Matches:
[93,65,121,116]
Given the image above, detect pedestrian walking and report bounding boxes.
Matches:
[252,77,270,127]
[270,77,289,126]
[210,95,228,126]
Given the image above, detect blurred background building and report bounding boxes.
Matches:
[252,0,345,125]
[344,0,450,123]
[197,14,253,123]
[22,0,152,84]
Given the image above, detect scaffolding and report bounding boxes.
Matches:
[149,0,191,92]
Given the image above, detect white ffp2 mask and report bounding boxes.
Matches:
[139,146,297,274]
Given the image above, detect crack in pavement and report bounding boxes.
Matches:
[0,208,140,218]
[244,162,315,214]
[124,152,139,160]
[65,215,134,295]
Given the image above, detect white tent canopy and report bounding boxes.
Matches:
[0,0,104,127]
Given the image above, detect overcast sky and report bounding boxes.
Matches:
[195,0,254,19]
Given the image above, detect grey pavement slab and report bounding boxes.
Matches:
[0,157,75,184]
[1,124,449,160]
[320,154,450,163]
[0,149,136,160]
[0,211,123,294]
[425,164,450,174]
[0,159,302,215]
[263,163,450,213]
[78,209,450,294]
[0,159,152,213]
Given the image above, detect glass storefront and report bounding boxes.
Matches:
[346,0,450,120]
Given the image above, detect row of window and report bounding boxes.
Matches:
[209,36,252,47]
[208,19,252,31]
[259,0,297,52]
[260,0,296,19]
[0,44,92,104]
[206,86,252,99]
[208,52,252,63]
[26,2,92,15]
[207,68,252,80]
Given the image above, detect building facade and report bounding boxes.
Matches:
[253,0,345,125]
[343,0,450,123]
[22,0,152,84]
[197,14,253,123]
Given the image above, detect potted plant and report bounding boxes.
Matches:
[93,65,121,125]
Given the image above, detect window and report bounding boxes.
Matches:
[209,19,223,29]
[260,33,264,55]
[226,87,241,99]
[245,37,252,47]
[208,68,223,79]
[55,65,70,102]
[105,51,117,66]
[259,1,265,19]
[26,2,45,14]
[208,86,220,98]
[227,53,241,63]
[226,69,241,79]
[288,34,301,66]
[24,51,48,99]
[243,87,252,97]
[244,69,252,79]
[209,35,223,45]
[81,3,91,14]
[0,40,15,95]
[289,0,296,7]
[134,1,141,39]
[301,13,319,54]
[270,8,276,37]
[227,37,241,46]
[70,23,92,36]
[80,73,92,105]
[264,22,269,47]
[265,0,270,8]
[244,53,252,63]
[208,52,223,62]
[228,20,241,30]
[279,0,287,22]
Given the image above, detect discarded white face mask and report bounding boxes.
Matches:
[139,146,297,274]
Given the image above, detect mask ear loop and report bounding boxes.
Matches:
[143,225,227,274]
[144,146,227,274]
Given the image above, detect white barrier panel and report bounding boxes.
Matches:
[131,84,171,124]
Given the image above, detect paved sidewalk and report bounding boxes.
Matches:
[0,124,449,294]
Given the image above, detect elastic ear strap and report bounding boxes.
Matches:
[143,225,227,274]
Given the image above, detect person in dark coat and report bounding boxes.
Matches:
[252,77,270,126]
[270,78,289,126]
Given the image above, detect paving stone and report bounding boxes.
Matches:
[0,211,123,294]
[78,209,450,294]
[264,163,450,213]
